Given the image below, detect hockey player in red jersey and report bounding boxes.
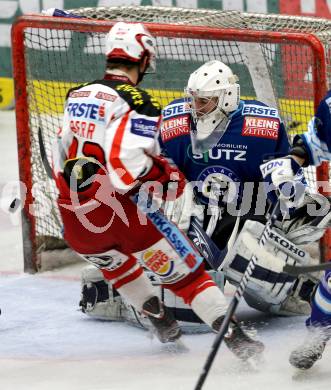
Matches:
[52,21,264,359]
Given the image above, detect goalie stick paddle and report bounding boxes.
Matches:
[283,261,331,276]
[187,217,227,271]
[193,200,281,390]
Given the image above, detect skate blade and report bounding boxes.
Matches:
[292,366,318,382]
[162,338,190,353]
[240,352,265,372]
[146,329,189,352]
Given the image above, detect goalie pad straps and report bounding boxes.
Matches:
[223,220,313,308]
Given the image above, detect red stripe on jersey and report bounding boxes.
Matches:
[101,255,137,280]
[109,111,136,186]
[189,280,217,303]
[113,266,144,289]
[166,264,216,304]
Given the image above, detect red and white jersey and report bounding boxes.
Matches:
[52,74,162,192]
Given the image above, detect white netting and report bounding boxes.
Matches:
[16,6,331,270]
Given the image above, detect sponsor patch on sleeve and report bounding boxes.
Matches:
[69,90,91,98]
[95,91,117,102]
[130,118,157,138]
[162,102,190,119]
[161,114,190,142]
[242,104,279,118]
[242,116,280,140]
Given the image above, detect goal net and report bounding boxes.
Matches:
[11,6,331,272]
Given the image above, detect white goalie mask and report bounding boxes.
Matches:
[105,22,156,73]
[185,61,240,153]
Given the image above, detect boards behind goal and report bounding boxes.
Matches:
[11,6,331,272]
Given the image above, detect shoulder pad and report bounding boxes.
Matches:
[114,84,161,116]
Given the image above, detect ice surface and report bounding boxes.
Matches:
[0,111,330,390]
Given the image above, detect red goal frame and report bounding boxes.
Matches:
[11,15,331,272]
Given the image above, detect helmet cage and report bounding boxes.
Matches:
[186,89,227,125]
[184,88,234,154]
[184,61,240,153]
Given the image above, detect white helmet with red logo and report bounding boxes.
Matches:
[105,22,156,73]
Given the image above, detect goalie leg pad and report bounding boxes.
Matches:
[223,220,315,315]
[80,266,123,320]
[80,265,225,332]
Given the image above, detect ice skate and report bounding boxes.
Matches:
[142,296,182,343]
[212,316,265,361]
[289,327,330,370]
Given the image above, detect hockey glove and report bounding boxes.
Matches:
[139,155,186,199]
[139,155,203,231]
[260,156,306,210]
[162,182,204,232]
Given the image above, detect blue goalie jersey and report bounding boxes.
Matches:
[301,89,331,166]
[160,98,291,206]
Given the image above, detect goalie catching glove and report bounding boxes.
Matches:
[139,155,203,231]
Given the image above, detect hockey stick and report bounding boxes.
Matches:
[283,261,331,276]
[38,127,53,179]
[9,128,52,213]
[187,217,228,271]
[193,200,281,390]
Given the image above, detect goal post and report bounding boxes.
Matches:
[11,7,331,272]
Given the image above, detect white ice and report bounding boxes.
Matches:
[0,111,330,390]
